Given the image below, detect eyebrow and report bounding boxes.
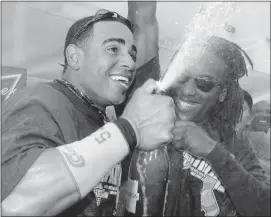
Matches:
[102,37,137,53]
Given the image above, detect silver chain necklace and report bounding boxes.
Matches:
[55,79,109,123]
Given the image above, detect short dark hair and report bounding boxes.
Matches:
[63,16,95,72]
[243,90,253,110]
[62,11,134,72]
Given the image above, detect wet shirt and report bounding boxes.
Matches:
[1,56,160,216]
[181,151,237,216]
[165,135,269,217]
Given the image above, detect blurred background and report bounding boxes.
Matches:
[1,1,270,104]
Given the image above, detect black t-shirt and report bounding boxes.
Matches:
[1,55,160,216]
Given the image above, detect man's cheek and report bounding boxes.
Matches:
[191,103,213,123]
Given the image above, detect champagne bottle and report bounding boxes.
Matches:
[124,147,169,216]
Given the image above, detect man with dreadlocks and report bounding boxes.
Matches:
[163,36,270,216]
[125,36,270,217]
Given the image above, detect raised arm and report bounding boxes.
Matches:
[128,1,159,68]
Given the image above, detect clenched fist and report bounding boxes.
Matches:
[121,79,176,151]
[172,120,218,158]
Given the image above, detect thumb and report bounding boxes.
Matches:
[138,78,158,94]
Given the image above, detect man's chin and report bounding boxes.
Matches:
[177,112,193,121]
[110,94,127,106]
[177,111,205,123]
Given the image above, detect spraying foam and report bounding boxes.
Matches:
[157,2,241,93]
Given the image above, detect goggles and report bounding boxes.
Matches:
[73,9,134,39]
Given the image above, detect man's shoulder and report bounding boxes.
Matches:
[2,82,73,114]
[231,132,258,162]
[1,82,80,141]
[25,81,65,98]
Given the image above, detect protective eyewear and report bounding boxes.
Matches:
[74,10,134,39]
[173,76,221,93]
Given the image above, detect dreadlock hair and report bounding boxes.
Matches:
[204,36,254,142]
[243,89,254,111]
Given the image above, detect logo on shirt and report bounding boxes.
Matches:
[93,163,122,209]
[1,74,22,101]
[183,151,225,216]
[1,66,27,102]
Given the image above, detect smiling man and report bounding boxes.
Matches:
[1,2,176,216]
[164,36,270,216]
[124,35,270,217]
[169,45,230,123]
[62,20,138,107]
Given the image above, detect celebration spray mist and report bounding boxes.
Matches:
[124,2,240,216]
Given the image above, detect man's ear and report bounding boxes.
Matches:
[219,88,227,102]
[65,44,84,70]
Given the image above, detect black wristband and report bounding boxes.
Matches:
[114,118,137,153]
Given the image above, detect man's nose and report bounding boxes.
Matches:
[182,79,197,96]
[119,53,136,72]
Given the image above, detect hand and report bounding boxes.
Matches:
[121,79,176,151]
[172,120,217,158]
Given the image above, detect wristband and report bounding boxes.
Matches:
[56,122,129,198]
[114,118,137,153]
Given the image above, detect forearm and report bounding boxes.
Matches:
[2,148,79,216]
[128,1,157,22]
[207,143,270,216]
[2,122,132,216]
[128,1,158,67]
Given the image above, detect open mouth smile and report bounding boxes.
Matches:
[109,75,131,89]
[176,99,202,111]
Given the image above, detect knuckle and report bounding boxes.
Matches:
[167,124,175,135]
[160,95,171,103]
[161,110,172,120]
[162,97,173,107]
[167,109,176,122]
[165,97,174,106]
[171,106,177,117]
[166,108,176,121]
[162,126,173,139]
[169,121,175,130]
[165,131,173,141]
[168,97,175,105]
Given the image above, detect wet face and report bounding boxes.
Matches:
[170,46,229,122]
[78,21,137,107]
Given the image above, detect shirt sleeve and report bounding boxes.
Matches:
[1,85,66,200]
[114,55,160,117]
[206,135,270,216]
